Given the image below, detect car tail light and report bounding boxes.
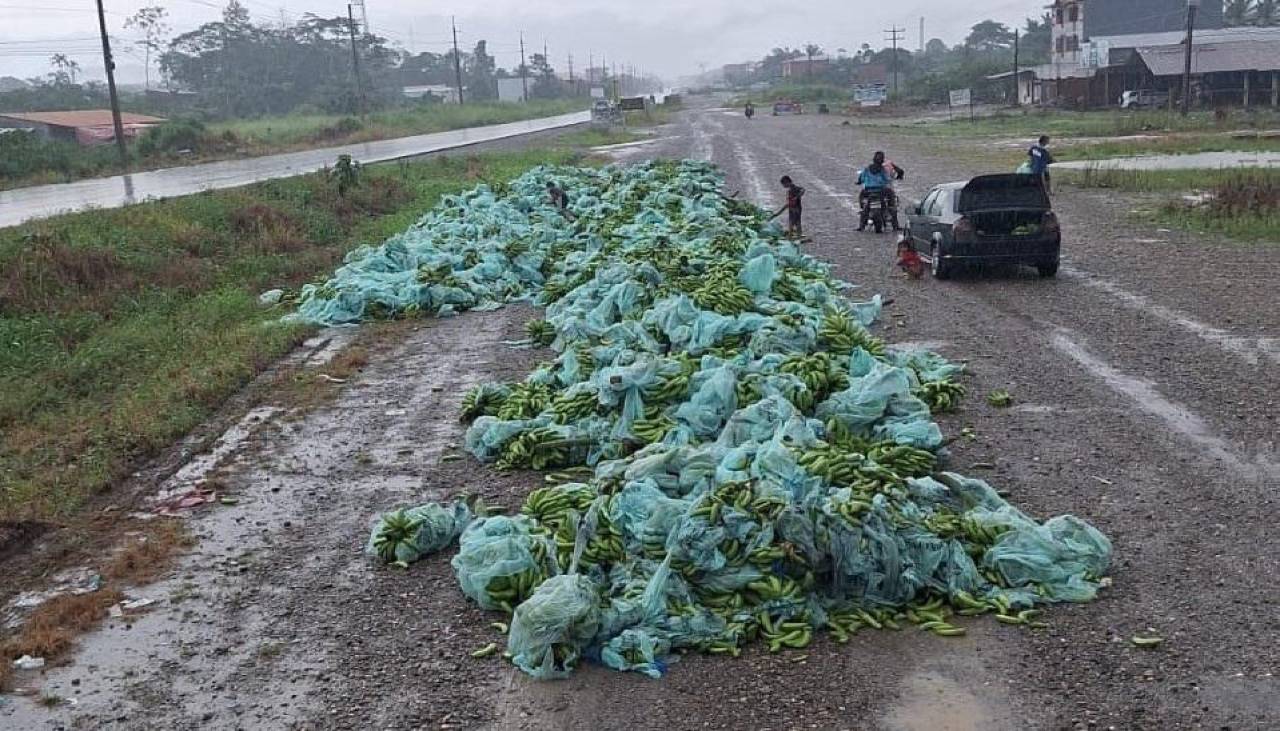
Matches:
[1042,211,1060,235]
[953,216,976,243]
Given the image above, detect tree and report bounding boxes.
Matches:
[465,41,496,100]
[529,52,560,98]
[966,20,1017,52]
[48,54,81,85]
[923,39,948,57]
[1224,0,1254,25]
[756,47,801,79]
[1021,12,1053,64]
[1254,0,1279,25]
[803,43,823,77]
[125,6,170,90]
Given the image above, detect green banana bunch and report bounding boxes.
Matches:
[867,442,937,478]
[369,508,425,564]
[496,382,553,421]
[632,413,675,444]
[914,379,967,413]
[496,427,576,471]
[818,308,886,358]
[550,389,598,424]
[525,319,557,346]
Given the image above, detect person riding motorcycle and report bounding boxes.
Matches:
[856,151,906,231]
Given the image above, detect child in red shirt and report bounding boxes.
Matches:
[897,239,925,279]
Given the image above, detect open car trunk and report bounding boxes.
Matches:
[969,210,1049,237]
[958,174,1053,238]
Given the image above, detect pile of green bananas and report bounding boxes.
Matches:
[496,382,553,421]
[642,373,691,405]
[819,308,886,358]
[691,263,756,316]
[525,319,557,346]
[866,442,937,479]
[779,353,849,403]
[483,567,546,613]
[915,379,967,412]
[550,389,598,424]
[631,412,675,444]
[496,427,579,471]
[460,384,510,422]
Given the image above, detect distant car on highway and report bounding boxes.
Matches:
[902,174,1061,279]
[1119,89,1171,109]
[772,100,803,115]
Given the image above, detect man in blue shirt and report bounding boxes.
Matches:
[856,151,906,231]
[1028,135,1054,194]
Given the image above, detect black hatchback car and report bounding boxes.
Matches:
[903,174,1061,279]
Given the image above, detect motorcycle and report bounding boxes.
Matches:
[862,189,891,234]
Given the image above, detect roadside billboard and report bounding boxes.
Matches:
[497,77,527,103]
[948,88,971,108]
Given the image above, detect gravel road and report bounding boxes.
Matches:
[5,98,1278,731]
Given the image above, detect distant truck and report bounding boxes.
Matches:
[591,98,623,126]
[1119,90,1170,110]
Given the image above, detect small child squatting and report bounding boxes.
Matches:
[897,239,925,279]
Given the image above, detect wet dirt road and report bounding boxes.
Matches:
[5,99,1278,730]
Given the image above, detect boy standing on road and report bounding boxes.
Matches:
[1029,135,1055,195]
[771,176,806,239]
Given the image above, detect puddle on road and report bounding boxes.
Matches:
[884,671,1004,731]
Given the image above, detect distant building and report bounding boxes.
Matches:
[402,85,461,104]
[722,62,757,86]
[497,77,528,103]
[0,110,165,145]
[0,76,29,92]
[851,64,888,86]
[1033,23,1280,109]
[1036,1,1235,107]
[781,57,831,78]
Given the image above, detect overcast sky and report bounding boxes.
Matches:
[0,0,1040,85]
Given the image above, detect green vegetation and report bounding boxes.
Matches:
[732,83,852,106]
[1061,167,1280,242]
[0,147,580,522]
[0,100,586,191]
[208,99,585,149]
[1058,134,1280,161]
[875,108,1280,140]
[1157,171,1280,242]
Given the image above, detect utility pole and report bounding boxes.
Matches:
[884,26,905,100]
[1013,29,1020,106]
[568,52,574,83]
[451,16,464,104]
[347,4,365,116]
[349,0,368,35]
[1181,0,1200,116]
[95,0,128,173]
[919,17,925,53]
[519,32,528,102]
[588,51,594,84]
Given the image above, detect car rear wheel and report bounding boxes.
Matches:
[931,241,951,280]
[1037,261,1059,278]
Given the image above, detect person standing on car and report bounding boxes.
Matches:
[856,151,905,231]
[1029,135,1055,195]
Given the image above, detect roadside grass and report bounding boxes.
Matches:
[873,107,1280,139]
[0,147,580,523]
[730,83,851,106]
[210,99,586,149]
[1059,134,1280,161]
[0,99,586,191]
[1062,167,1280,242]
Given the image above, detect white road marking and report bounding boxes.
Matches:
[690,117,714,163]
[710,115,772,205]
[1061,266,1280,366]
[759,142,861,217]
[1050,328,1279,483]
